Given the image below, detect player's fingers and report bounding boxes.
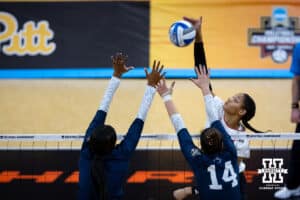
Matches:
[160,71,166,79]
[189,78,196,85]
[158,65,164,73]
[199,64,205,75]
[127,66,135,71]
[195,66,201,77]
[202,65,208,74]
[170,81,176,89]
[207,68,211,77]
[157,79,163,87]
[152,60,156,71]
[155,60,161,71]
[144,68,149,77]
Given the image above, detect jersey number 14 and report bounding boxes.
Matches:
[207,161,238,190]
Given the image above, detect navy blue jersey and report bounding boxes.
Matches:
[78,110,144,200]
[177,120,241,200]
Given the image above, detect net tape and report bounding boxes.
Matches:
[1,133,300,141]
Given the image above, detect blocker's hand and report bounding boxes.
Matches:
[157,79,175,97]
[111,52,134,78]
[145,60,165,87]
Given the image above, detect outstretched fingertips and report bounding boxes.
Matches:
[127,66,135,71]
[144,67,149,77]
[194,66,201,77]
[155,60,161,71]
[152,60,156,70]
[170,81,176,89]
[161,71,166,78]
[198,64,204,75]
[158,64,164,73]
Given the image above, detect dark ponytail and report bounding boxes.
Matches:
[88,125,116,200]
[91,156,108,200]
[241,93,264,133]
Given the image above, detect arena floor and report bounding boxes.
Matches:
[0,78,295,148]
[0,78,297,200]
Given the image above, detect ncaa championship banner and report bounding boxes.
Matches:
[0,0,299,78]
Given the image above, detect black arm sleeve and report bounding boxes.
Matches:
[194,42,212,91]
[194,42,207,72]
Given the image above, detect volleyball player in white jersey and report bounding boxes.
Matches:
[173,66,263,200]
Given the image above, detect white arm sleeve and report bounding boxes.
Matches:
[204,96,224,128]
[204,94,221,124]
[213,96,224,118]
[170,113,186,133]
[98,76,120,112]
[137,86,156,121]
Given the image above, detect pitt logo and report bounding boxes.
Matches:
[0,11,56,56]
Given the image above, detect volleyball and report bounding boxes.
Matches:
[169,20,196,47]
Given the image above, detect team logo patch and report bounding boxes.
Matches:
[190,148,201,157]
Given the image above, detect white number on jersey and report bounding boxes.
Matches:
[207,161,238,190]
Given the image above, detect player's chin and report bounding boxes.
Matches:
[223,104,229,112]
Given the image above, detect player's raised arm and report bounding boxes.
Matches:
[78,52,134,200]
[190,65,220,124]
[117,60,165,157]
[157,79,198,162]
[98,52,134,113]
[83,52,133,143]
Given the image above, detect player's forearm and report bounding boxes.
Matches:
[194,42,207,67]
[163,96,178,117]
[136,86,156,121]
[195,29,203,43]
[98,76,120,112]
[204,94,219,122]
[161,95,186,133]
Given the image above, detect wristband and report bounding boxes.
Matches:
[162,94,172,102]
[161,91,171,97]
[292,102,299,109]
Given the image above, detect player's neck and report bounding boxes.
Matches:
[223,114,240,130]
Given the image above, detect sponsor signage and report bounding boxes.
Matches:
[0,150,290,199]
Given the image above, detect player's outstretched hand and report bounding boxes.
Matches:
[190,64,211,95]
[183,16,202,32]
[183,16,203,42]
[111,52,134,78]
[157,78,175,97]
[145,60,166,87]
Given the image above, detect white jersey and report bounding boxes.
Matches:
[204,95,250,172]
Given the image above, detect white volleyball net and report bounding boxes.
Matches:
[1,133,300,200]
[1,133,300,150]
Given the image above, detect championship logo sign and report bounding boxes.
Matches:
[248,7,300,63]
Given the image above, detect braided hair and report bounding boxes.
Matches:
[240,93,263,133]
[88,125,116,200]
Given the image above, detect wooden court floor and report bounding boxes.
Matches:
[0,78,295,148]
